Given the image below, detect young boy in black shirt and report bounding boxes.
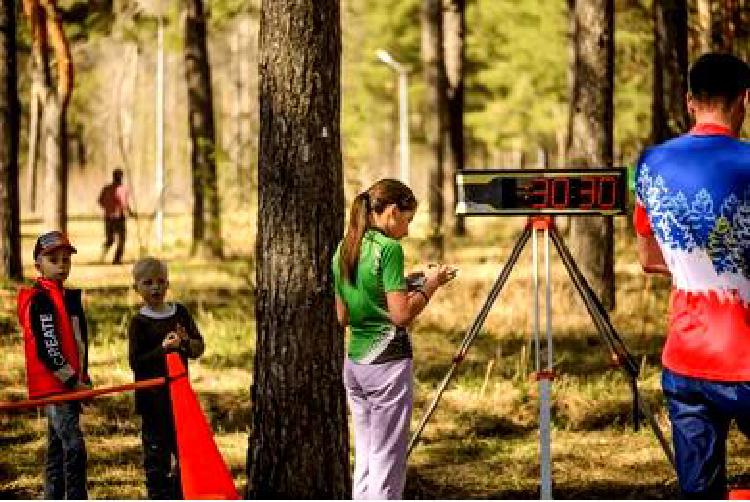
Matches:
[128,257,204,499]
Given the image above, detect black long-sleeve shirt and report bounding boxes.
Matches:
[28,288,89,388]
[128,302,204,414]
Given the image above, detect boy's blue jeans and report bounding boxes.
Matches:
[662,368,750,499]
[44,402,87,499]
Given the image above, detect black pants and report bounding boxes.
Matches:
[103,216,126,264]
[140,412,182,499]
[45,402,87,499]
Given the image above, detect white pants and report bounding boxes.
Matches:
[344,358,413,500]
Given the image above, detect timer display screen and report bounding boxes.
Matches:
[456,168,628,216]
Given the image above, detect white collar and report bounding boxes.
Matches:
[139,303,177,319]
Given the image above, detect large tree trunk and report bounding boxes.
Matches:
[23,0,72,233]
[185,0,222,258]
[248,0,350,497]
[0,0,22,280]
[567,0,616,310]
[443,0,465,237]
[652,0,689,143]
[423,0,446,259]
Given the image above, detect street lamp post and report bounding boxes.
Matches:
[376,49,410,186]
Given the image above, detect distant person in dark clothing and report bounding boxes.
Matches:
[128,257,205,499]
[97,168,132,264]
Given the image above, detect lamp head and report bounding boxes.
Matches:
[376,49,395,66]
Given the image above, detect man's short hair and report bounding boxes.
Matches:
[113,168,124,182]
[132,257,168,282]
[689,52,750,106]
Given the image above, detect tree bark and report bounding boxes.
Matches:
[0,0,22,280]
[652,0,689,143]
[41,91,66,232]
[25,80,40,212]
[185,0,222,258]
[696,0,712,52]
[443,0,465,237]
[23,0,72,233]
[567,0,616,310]
[423,0,446,259]
[248,0,350,498]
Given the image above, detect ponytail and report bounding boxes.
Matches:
[339,179,417,284]
[340,192,369,284]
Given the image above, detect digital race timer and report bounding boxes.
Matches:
[456,168,628,216]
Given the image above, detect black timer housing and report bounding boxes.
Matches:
[456,168,628,216]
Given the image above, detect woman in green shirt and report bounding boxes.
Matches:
[333,179,454,499]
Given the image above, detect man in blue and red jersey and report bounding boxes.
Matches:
[634,52,750,498]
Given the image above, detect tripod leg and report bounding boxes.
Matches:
[407,227,532,457]
[639,393,676,469]
[407,364,458,456]
[548,228,638,375]
[548,228,676,469]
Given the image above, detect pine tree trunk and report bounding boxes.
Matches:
[717,0,736,52]
[443,0,465,237]
[696,0,712,52]
[185,0,222,258]
[25,0,71,234]
[248,0,350,497]
[41,90,66,233]
[26,81,40,212]
[567,0,615,310]
[423,0,446,259]
[652,0,689,143]
[0,0,22,280]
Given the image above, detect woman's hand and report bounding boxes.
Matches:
[424,264,458,291]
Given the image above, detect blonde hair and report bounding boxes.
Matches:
[132,257,168,283]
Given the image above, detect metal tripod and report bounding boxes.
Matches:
[407,217,675,498]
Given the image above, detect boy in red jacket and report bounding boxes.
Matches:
[17,231,91,499]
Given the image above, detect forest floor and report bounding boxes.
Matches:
[1,212,750,498]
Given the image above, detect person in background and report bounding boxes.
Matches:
[98,168,132,265]
[17,231,91,499]
[332,179,456,499]
[634,52,750,498]
[128,257,205,499]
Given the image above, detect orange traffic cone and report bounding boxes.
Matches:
[729,489,750,500]
[166,352,240,500]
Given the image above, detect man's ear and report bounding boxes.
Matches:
[686,92,696,117]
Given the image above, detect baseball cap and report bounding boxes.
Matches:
[33,231,77,260]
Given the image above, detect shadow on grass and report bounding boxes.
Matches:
[414,326,663,386]
[405,461,677,499]
[199,390,250,434]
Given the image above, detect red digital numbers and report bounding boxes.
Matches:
[530,179,548,208]
[550,178,570,209]
[597,176,616,210]
[579,178,596,209]
[524,176,618,210]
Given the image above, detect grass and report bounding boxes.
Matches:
[1,211,750,498]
